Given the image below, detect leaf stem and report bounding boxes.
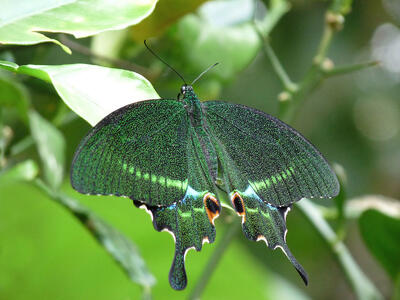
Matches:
[260,38,298,92]
[188,222,241,300]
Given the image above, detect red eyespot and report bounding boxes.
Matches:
[203,193,220,225]
[231,191,246,223]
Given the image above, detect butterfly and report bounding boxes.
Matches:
[70,80,339,289]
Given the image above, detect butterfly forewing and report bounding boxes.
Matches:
[203,101,339,207]
[71,99,189,206]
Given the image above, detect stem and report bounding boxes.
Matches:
[188,222,241,300]
[324,61,379,77]
[297,199,383,300]
[261,39,298,92]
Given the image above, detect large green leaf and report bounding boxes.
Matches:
[0,0,158,53]
[359,209,400,280]
[0,62,159,126]
[29,111,66,191]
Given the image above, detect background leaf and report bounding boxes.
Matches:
[29,110,65,190]
[0,62,159,126]
[34,179,157,290]
[359,209,400,280]
[0,160,39,184]
[0,0,158,53]
[0,73,30,124]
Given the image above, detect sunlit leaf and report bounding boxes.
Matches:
[0,160,39,184]
[0,0,158,53]
[29,111,65,191]
[359,209,400,280]
[35,179,156,288]
[0,62,159,126]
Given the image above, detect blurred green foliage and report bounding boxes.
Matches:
[1,0,400,299]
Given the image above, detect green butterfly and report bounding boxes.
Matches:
[71,83,339,290]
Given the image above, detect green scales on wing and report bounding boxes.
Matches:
[71,85,339,290]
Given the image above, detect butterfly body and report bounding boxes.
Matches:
[71,84,339,290]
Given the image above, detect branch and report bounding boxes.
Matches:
[323,60,379,77]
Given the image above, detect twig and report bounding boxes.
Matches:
[323,60,379,77]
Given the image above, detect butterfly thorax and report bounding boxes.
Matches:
[181,85,204,128]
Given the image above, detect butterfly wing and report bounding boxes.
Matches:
[135,125,221,290]
[72,100,221,289]
[71,99,189,206]
[203,101,339,206]
[203,101,339,284]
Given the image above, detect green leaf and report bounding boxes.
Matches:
[0,72,30,124]
[0,0,158,53]
[0,160,39,184]
[0,62,159,126]
[130,0,210,40]
[29,111,66,191]
[162,0,286,93]
[34,179,156,289]
[359,209,400,280]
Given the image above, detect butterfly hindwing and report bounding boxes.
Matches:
[71,100,189,206]
[135,124,221,290]
[230,187,308,284]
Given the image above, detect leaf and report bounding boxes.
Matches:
[130,0,210,41]
[0,160,39,184]
[29,111,66,191]
[34,179,156,289]
[359,209,400,280]
[0,72,30,124]
[161,0,284,91]
[0,0,159,53]
[0,62,159,126]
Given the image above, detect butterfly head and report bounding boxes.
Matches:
[179,85,198,104]
[180,84,193,95]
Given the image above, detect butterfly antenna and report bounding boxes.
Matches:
[144,40,187,85]
[191,62,219,86]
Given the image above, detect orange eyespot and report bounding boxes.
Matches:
[203,193,220,225]
[231,191,246,223]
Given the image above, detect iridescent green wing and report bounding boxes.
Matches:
[135,124,221,290]
[203,101,339,284]
[71,99,189,206]
[203,101,339,206]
